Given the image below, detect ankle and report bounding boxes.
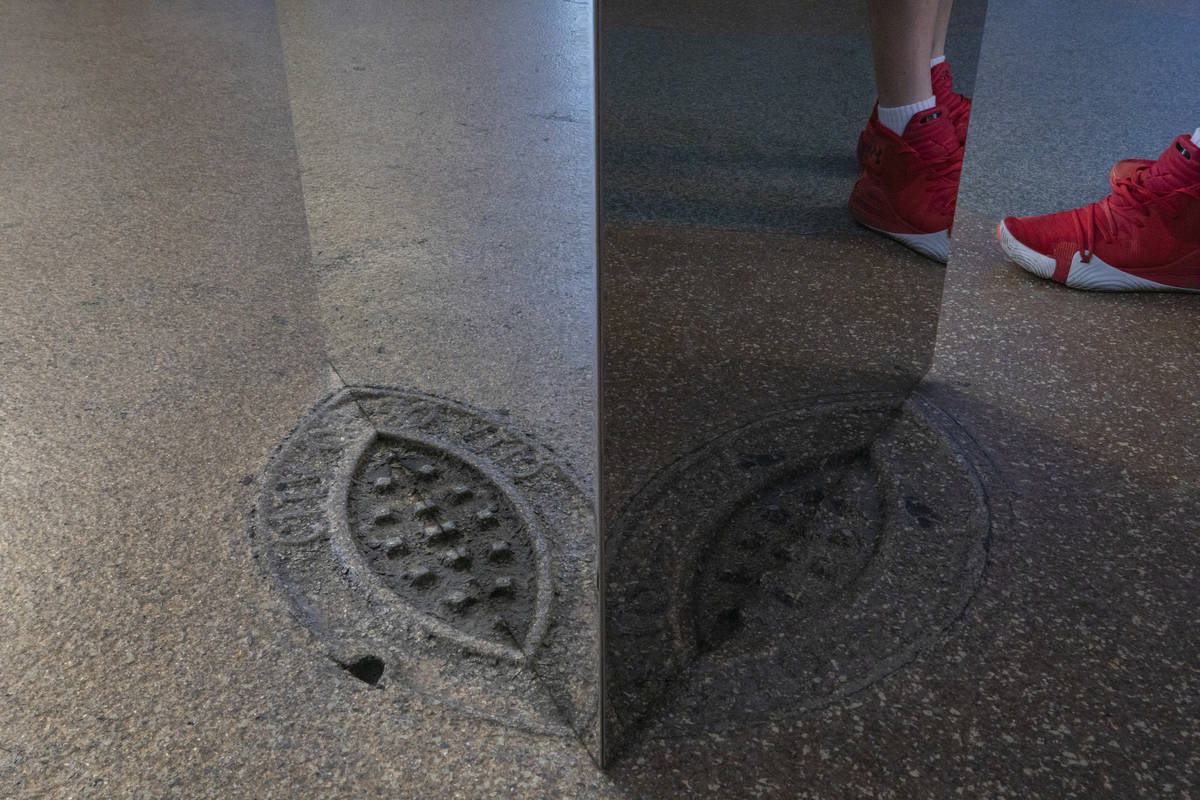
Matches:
[877,97,935,137]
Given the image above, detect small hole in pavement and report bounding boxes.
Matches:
[343,655,384,685]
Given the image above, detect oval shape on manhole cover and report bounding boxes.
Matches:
[603,391,994,745]
[250,387,595,742]
[337,430,552,661]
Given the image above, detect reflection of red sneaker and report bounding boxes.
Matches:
[856,61,971,168]
[931,60,971,145]
[849,105,962,263]
[997,133,1200,291]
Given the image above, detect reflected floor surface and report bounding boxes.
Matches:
[603,1,1199,798]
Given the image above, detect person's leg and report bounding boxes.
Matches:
[929,0,954,63]
[858,0,968,152]
[869,0,938,113]
[849,0,963,263]
[869,0,946,139]
[927,0,970,144]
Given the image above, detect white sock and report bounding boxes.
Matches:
[930,55,946,68]
[1192,127,1200,146]
[878,96,936,137]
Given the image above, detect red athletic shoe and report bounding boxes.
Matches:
[856,61,971,168]
[997,134,1200,291]
[849,105,963,263]
[1109,158,1153,188]
[931,60,971,145]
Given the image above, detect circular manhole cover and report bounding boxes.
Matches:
[250,386,595,740]
[604,391,994,745]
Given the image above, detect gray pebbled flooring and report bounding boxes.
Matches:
[1,0,1195,797]
[0,1,610,797]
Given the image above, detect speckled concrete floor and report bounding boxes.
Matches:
[4,0,1194,797]
[0,1,611,797]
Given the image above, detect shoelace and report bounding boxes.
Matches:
[1075,174,1200,262]
[902,109,964,215]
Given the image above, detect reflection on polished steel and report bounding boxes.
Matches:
[598,0,988,772]
[605,393,991,749]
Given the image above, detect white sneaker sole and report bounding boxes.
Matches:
[856,221,950,264]
[997,220,1200,292]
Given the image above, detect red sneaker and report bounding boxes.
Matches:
[849,105,963,263]
[1109,158,1154,189]
[856,61,971,168]
[931,60,971,146]
[997,134,1200,291]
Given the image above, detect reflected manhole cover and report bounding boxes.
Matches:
[250,387,595,743]
[604,391,993,751]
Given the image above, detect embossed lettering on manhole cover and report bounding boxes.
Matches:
[604,392,994,750]
[250,387,595,742]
